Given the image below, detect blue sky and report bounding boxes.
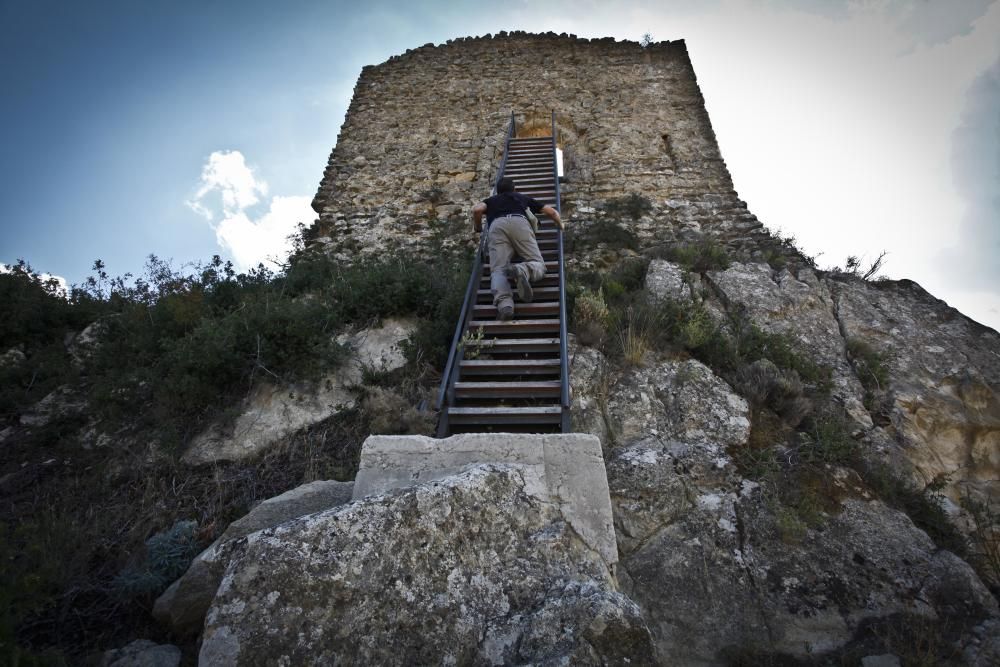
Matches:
[2,0,998,330]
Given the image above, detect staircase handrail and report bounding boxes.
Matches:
[435,112,517,420]
[552,111,571,431]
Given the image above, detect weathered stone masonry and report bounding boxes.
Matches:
[309,31,773,263]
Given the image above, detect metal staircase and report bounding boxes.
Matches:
[436,112,569,436]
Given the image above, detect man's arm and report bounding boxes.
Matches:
[540,205,563,230]
[472,202,487,232]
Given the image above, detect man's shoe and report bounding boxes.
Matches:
[513,265,533,303]
[496,297,515,321]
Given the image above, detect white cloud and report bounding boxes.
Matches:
[187,150,314,271]
[214,194,314,271]
[0,263,69,297]
[187,150,268,220]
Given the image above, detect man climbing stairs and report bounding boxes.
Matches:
[436,114,569,436]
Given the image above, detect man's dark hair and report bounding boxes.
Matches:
[498,177,515,193]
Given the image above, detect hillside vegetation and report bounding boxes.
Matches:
[0,244,466,664]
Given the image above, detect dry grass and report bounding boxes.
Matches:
[614,306,652,366]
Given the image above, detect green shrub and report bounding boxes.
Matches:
[569,219,640,252]
[572,288,611,347]
[861,462,969,557]
[798,409,859,466]
[846,338,892,409]
[0,261,99,424]
[56,252,467,448]
[112,520,201,598]
[604,193,653,220]
[665,240,731,273]
[607,257,650,294]
[736,360,812,427]
[403,256,469,369]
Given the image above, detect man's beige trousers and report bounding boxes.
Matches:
[487,215,546,305]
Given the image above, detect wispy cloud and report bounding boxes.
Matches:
[945,56,1000,293]
[187,150,313,271]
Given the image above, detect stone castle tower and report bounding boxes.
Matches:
[308,31,776,262]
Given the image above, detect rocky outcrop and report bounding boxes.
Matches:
[200,465,655,665]
[645,258,694,303]
[153,479,354,635]
[697,260,999,509]
[571,346,750,452]
[183,318,415,464]
[833,278,1000,506]
[18,384,85,428]
[569,341,1000,663]
[706,262,873,427]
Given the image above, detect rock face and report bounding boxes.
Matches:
[569,343,1000,663]
[571,346,750,453]
[646,259,694,303]
[834,278,1000,505]
[153,479,354,635]
[200,465,655,666]
[707,262,872,427]
[183,318,415,464]
[701,261,1000,508]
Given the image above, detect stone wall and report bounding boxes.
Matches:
[309,31,773,263]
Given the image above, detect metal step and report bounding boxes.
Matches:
[480,273,559,287]
[459,359,560,375]
[502,167,554,176]
[477,286,559,300]
[483,261,558,273]
[466,319,560,334]
[507,151,552,159]
[473,302,560,318]
[452,382,561,398]
[462,337,560,354]
[447,406,563,425]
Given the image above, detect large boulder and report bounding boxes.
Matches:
[153,479,353,635]
[571,348,750,453]
[19,384,85,428]
[183,318,416,464]
[200,465,655,665]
